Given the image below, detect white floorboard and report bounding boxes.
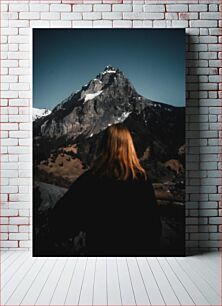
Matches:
[107,257,122,305]
[93,257,107,305]
[1,251,221,306]
[64,257,87,305]
[78,257,96,305]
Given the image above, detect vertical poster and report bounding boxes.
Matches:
[33,29,185,256]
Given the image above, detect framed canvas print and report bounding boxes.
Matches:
[33,29,185,256]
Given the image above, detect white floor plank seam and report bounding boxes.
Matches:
[0,251,221,306]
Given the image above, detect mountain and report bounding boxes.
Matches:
[33,65,185,189]
[33,107,51,121]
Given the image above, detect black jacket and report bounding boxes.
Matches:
[49,170,162,256]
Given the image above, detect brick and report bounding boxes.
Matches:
[10,178,30,186]
[30,4,49,12]
[7,52,29,60]
[209,28,221,35]
[200,12,221,20]
[9,68,30,75]
[0,217,8,225]
[9,217,29,225]
[209,4,219,11]
[200,83,217,90]
[94,4,111,11]
[50,4,71,12]
[1,123,18,131]
[186,218,198,225]
[165,13,178,20]
[93,20,112,28]
[30,21,50,28]
[186,225,198,232]
[19,28,31,36]
[112,4,132,11]
[199,209,218,217]
[19,12,40,20]
[61,13,82,20]
[1,233,10,240]
[19,241,31,248]
[1,138,18,146]
[132,20,143,28]
[19,209,29,217]
[8,146,30,154]
[1,91,18,99]
[0,177,9,185]
[143,4,165,12]
[19,91,31,99]
[102,12,121,19]
[19,44,30,52]
[200,202,218,209]
[9,3,28,11]
[1,209,18,216]
[123,12,164,19]
[0,241,18,248]
[1,169,18,178]
[210,233,221,240]
[10,83,30,91]
[209,75,221,82]
[83,12,102,20]
[19,226,30,233]
[209,217,221,225]
[190,233,209,240]
[9,20,29,28]
[190,20,217,28]
[2,60,18,68]
[1,225,18,233]
[209,60,221,67]
[189,4,207,11]
[199,225,217,233]
[50,21,72,28]
[8,44,18,52]
[1,4,8,11]
[19,154,31,161]
[172,20,188,28]
[199,36,217,44]
[179,13,198,20]
[1,28,18,36]
[209,107,220,115]
[199,217,208,225]
[113,20,132,28]
[9,99,29,107]
[9,115,29,123]
[9,233,28,240]
[41,12,60,20]
[142,20,153,28]
[8,155,19,162]
[153,20,171,28]
[73,4,92,12]
[166,5,188,12]
[133,5,143,12]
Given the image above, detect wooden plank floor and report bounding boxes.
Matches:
[1,251,220,306]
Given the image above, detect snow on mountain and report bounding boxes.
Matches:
[102,70,116,75]
[84,90,103,103]
[33,107,51,121]
[114,111,132,124]
[102,65,117,75]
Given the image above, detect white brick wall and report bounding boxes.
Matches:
[0,0,221,253]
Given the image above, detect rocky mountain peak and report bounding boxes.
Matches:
[103,65,117,72]
[34,66,183,151]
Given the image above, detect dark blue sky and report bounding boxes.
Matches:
[33,29,185,110]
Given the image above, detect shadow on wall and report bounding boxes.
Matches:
[186,34,209,256]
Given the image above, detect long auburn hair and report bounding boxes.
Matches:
[91,124,147,181]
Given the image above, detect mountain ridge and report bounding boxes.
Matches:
[34,65,183,141]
